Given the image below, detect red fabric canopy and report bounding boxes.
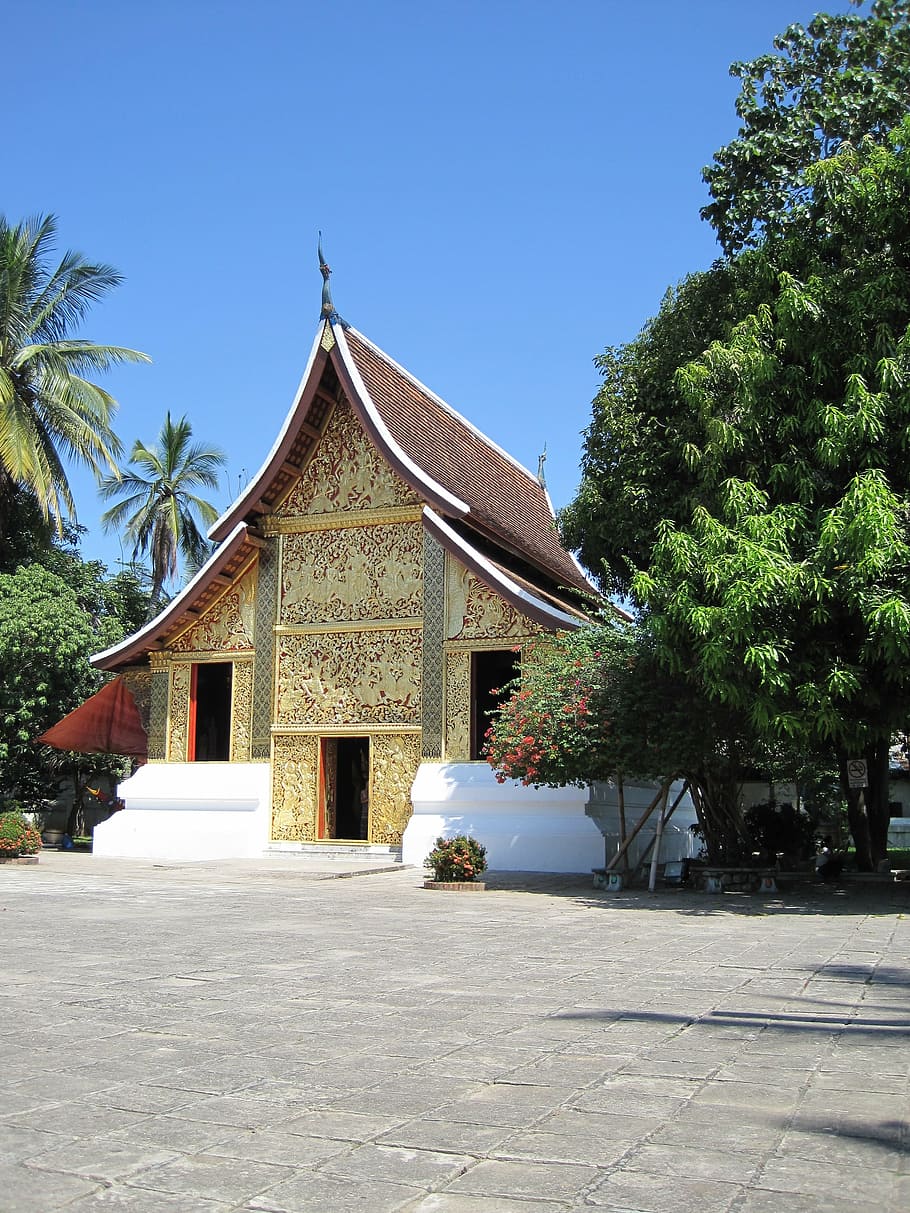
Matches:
[37,676,147,759]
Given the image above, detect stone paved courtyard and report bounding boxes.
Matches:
[1,853,908,1211]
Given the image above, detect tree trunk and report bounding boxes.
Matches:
[689,766,749,863]
[839,741,891,871]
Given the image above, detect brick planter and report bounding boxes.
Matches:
[423,880,486,891]
[0,855,39,865]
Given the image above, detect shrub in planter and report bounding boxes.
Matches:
[426,834,487,883]
[0,810,42,856]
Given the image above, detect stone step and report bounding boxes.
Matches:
[265,842,402,861]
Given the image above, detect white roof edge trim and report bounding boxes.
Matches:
[333,324,469,517]
[91,522,249,667]
[208,325,326,540]
[343,324,542,487]
[423,508,586,631]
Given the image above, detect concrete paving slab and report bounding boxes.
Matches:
[1,858,908,1210]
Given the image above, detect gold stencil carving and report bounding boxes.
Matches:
[271,734,319,840]
[320,323,336,350]
[281,522,422,626]
[277,399,419,517]
[444,650,472,762]
[277,629,422,727]
[446,564,534,641]
[230,660,253,762]
[167,664,192,761]
[171,564,257,653]
[370,733,422,845]
[120,667,152,736]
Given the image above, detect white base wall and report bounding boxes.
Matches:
[586,778,701,867]
[92,763,271,861]
[404,763,604,873]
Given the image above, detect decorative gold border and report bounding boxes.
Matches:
[272,725,421,737]
[167,649,255,663]
[275,619,422,637]
[263,505,423,535]
[445,637,532,653]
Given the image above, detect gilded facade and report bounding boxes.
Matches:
[145,398,553,844]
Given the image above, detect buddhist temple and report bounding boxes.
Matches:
[90,267,612,870]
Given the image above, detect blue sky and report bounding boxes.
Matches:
[6,0,854,577]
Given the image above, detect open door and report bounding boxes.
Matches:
[320,737,369,840]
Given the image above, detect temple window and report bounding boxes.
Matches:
[471,649,520,761]
[188,662,233,761]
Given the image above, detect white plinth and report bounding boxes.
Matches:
[586,778,700,867]
[92,763,271,861]
[404,763,603,873]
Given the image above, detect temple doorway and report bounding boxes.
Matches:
[321,737,370,840]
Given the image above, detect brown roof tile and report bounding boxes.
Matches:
[342,327,591,593]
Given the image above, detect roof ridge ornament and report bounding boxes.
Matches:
[537,444,547,486]
[318,231,346,327]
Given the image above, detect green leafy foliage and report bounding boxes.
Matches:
[0,213,149,526]
[0,809,41,855]
[702,1,910,253]
[0,534,147,808]
[100,412,225,616]
[425,835,488,882]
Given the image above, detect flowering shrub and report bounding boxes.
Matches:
[484,627,629,788]
[426,834,487,882]
[0,810,42,856]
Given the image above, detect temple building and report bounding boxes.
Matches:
[90,281,609,869]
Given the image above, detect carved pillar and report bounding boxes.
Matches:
[444,650,472,762]
[147,656,169,762]
[251,539,278,760]
[421,531,445,759]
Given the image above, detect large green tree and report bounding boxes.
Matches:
[0,214,149,529]
[639,124,910,868]
[702,0,910,253]
[0,536,147,809]
[99,412,225,616]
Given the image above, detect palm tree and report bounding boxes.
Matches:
[0,213,149,527]
[99,413,226,617]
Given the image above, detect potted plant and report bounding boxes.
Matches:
[424,834,488,890]
[0,807,42,863]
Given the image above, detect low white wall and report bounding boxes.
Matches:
[404,763,604,873]
[92,763,271,861]
[586,778,701,867]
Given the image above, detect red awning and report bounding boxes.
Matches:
[37,676,147,759]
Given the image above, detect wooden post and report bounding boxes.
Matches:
[617,772,629,873]
[605,782,668,873]
[648,783,670,893]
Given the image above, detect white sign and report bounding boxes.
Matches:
[847,759,868,789]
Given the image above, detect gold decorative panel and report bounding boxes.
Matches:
[276,399,420,517]
[421,532,445,759]
[230,660,253,762]
[444,650,472,762]
[446,564,538,642]
[120,667,152,736]
[271,734,319,841]
[167,664,192,762]
[276,629,422,727]
[147,667,168,762]
[371,733,422,845]
[171,564,257,653]
[281,521,423,626]
[251,543,278,760]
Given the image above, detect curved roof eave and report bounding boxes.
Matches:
[209,326,327,543]
[91,523,252,671]
[332,323,469,519]
[422,508,587,632]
